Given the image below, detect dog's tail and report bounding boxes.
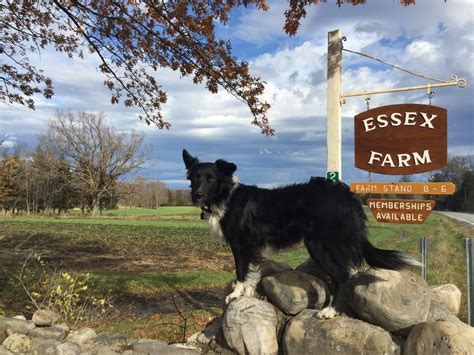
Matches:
[362,240,421,270]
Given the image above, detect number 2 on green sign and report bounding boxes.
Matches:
[327,171,339,182]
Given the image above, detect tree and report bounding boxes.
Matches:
[430,156,471,211]
[1,0,418,135]
[45,111,145,216]
[30,139,78,214]
[457,170,474,212]
[0,153,25,212]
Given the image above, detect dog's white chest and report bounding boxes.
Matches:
[207,212,225,241]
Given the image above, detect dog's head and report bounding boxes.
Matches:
[182,149,237,209]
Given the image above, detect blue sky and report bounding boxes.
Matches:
[1,0,473,188]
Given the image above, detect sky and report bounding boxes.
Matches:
[1,0,473,189]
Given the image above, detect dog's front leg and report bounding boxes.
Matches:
[225,246,261,304]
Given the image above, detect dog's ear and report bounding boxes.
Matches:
[215,159,237,176]
[183,149,199,170]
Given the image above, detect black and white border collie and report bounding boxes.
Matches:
[183,149,418,318]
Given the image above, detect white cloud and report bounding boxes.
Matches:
[1,138,17,148]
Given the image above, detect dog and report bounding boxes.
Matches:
[182,149,418,318]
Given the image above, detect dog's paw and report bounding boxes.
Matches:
[316,306,339,319]
[225,282,245,304]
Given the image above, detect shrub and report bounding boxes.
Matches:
[17,255,113,327]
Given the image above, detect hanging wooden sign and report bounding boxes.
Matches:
[354,104,447,175]
[367,199,436,224]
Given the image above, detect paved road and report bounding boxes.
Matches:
[436,211,474,226]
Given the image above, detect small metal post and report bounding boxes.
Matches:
[421,237,427,280]
[465,238,473,326]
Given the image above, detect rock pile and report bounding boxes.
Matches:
[189,259,474,355]
[0,311,201,354]
[2,259,473,354]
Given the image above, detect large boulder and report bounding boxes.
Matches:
[348,269,431,335]
[404,321,474,354]
[260,270,328,315]
[223,296,284,355]
[282,310,399,355]
[430,284,461,315]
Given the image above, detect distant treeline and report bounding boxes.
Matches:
[116,177,191,209]
[0,147,190,214]
[0,111,190,215]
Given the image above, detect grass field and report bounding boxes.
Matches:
[0,206,472,342]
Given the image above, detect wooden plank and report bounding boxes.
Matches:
[350,182,456,195]
[327,29,342,180]
[367,198,436,224]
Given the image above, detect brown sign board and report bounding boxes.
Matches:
[368,199,436,224]
[350,182,456,195]
[354,104,447,175]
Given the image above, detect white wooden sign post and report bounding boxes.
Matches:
[326,29,343,182]
[325,29,466,182]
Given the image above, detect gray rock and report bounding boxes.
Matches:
[0,316,36,335]
[428,300,461,323]
[188,316,223,346]
[221,260,291,312]
[65,327,96,351]
[282,310,400,355]
[32,309,59,326]
[295,259,334,291]
[187,316,234,354]
[31,338,60,355]
[431,284,461,315]
[131,339,169,353]
[56,342,81,355]
[223,296,281,355]
[28,325,67,341]
[11,316,26,321]
[94,332,127,351]
[2,333,33,353]
[163,343,202,354]
[259,259,293,278]
[83,344,122,354]
[261,270,328,315]
[404,321,474,354]
[348,269,431,335]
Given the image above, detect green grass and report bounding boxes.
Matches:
[65,206,200,216]
[92,270,234,297]
[0,205,472,341]
[0,215,204,228]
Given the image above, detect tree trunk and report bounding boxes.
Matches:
[91,197,101,217]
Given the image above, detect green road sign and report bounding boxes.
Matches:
[327,171,340,182]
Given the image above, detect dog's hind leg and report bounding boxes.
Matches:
[304,239,351,319]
